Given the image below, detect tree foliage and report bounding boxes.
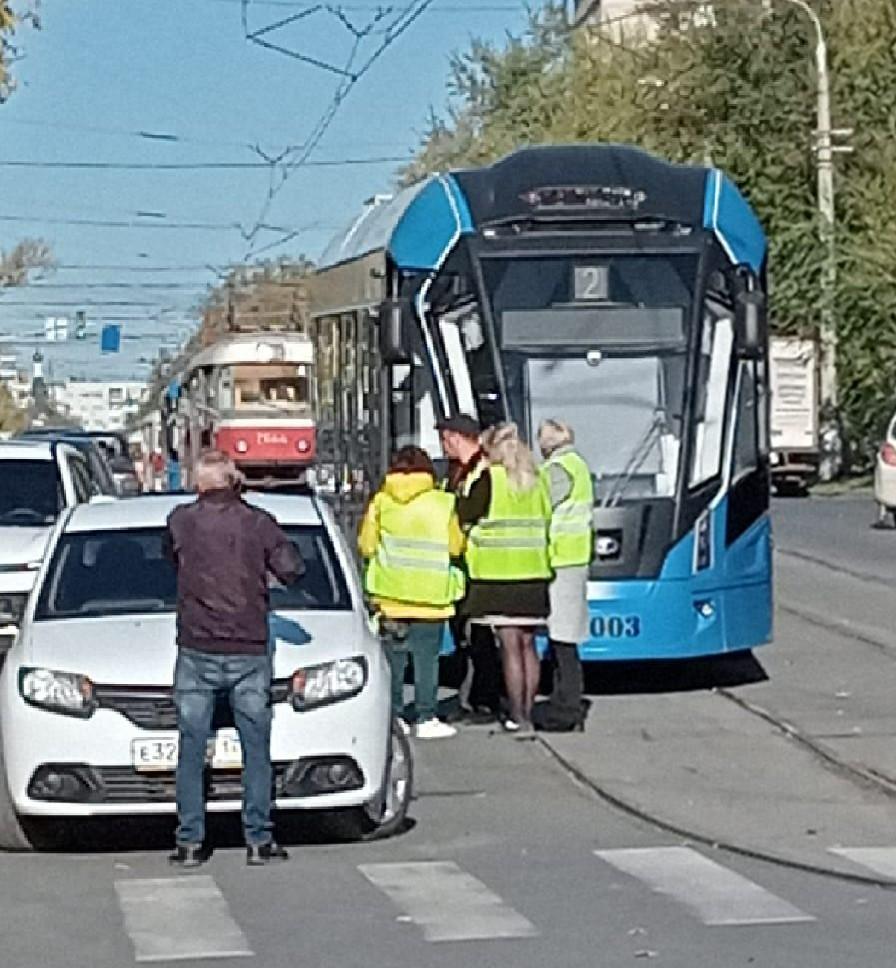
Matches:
[0,382,25,434]
[0,238,52,287]
[405,0,896,461]
[1,1,39,102]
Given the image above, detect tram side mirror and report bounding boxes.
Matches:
[378,298,413,365]
[734,288,765,359]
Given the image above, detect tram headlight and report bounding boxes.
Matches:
[234,438,249,454]
[296,439,310,454]
[694,599,716,619]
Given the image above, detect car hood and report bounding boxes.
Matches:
[22,609,375,685]
[0,526,52,567]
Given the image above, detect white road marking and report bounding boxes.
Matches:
[594,847,815,926]
[358,861,539,942]
[115,876,253,962]
[829,847,896,879]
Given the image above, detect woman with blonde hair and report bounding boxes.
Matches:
[458,422,551,732]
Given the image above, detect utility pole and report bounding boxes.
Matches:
[772,0,845,477]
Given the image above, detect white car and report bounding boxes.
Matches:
[0,492,410,850]
[874,412,896,527]
[0,440,101,653]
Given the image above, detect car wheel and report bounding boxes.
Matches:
[0,742,36,851]
[322,719,413,842]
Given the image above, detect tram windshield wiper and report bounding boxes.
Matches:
[601,412,667,509]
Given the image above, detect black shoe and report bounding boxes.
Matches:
[168,844,207,868]
[246,842,289,866]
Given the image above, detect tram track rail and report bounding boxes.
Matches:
[536,732,896,891]
[535,551,896,891]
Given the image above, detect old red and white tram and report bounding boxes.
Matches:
[179,334,316,486]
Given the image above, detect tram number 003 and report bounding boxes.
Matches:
[590,615,641,638]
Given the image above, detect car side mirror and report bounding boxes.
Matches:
[378,298,414,364]
[735,288,765,359]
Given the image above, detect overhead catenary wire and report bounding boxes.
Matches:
[238,0,439,257]
[0,155,412,170]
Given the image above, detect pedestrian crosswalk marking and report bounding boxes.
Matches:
[115,876,253,962]
[358,861,539,942]
[594,847,816,926]
[829,847,896,879]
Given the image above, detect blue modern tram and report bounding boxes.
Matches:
[311,144,772,660]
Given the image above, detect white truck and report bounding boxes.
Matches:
[769,336,820,494]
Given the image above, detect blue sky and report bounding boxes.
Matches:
[0,0,531,380]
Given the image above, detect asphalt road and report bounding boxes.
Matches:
[773,492,896,582]
[2,726,895,966]
[3,493,896,967]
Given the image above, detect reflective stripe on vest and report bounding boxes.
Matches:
[365,489,465,606]
[543,450,594,568]
[461,457,488,498]
[466,465,551,581]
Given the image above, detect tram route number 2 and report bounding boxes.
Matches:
[590,615,641,639]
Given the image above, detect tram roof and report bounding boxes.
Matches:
[317,144,766,274]
[188,333,313,370]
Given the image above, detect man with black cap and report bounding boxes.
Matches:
[437,414,504,722]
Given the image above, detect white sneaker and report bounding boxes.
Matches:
[415,718,457,739]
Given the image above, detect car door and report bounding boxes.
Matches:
[60,449,96,505]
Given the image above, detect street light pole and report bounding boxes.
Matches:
[774,0,840,475]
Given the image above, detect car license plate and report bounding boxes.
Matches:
[131,731,243,772]
[132,736,178,772]
[210,728,243,769]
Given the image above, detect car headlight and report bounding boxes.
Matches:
[19,667,96,718]
[289,656,367,711]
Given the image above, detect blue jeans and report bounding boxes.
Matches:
[173,648,273,847]
[383,621,444,722]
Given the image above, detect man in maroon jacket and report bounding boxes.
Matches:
[164,450,303,867]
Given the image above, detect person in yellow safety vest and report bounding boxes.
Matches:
[437,414,503,724]
[461,422,551,734]
[536,418,595,731]
[359,445,466,740]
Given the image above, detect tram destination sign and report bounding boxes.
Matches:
[519,185,647,212]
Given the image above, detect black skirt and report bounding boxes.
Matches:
[460,579,550,621]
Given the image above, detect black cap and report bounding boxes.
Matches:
[435,414,481,438]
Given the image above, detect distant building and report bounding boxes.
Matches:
[0,349,16,383]
[575,0,715,38]
[52,380,149,432]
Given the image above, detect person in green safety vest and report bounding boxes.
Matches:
[359,446,466,740]
[437,414,504,724]
[462,422,551,734]
[535,419,595,732]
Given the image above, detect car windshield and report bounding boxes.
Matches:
[0,460,62,525]
[34,525,351,620]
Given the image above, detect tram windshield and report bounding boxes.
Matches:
[526,355,684,503]
[475,253,699,502]
[230,364,312,415]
